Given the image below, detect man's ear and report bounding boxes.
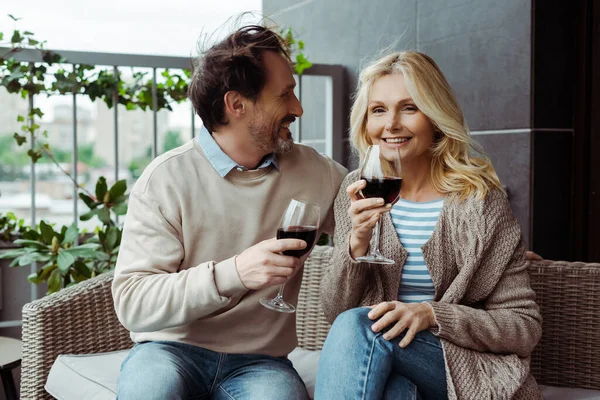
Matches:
[223,91,247,119]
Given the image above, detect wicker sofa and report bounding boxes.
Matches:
[18,246,600,399]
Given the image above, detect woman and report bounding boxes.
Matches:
[314,52,542,400]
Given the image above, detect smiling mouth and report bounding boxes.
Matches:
[280,122,291,130]
[383,137,411,144]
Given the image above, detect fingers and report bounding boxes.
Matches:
[399,326,418,348]
[351,204,391,224]
[350,199,389,216]
[269,252,302,269]
[269,238,307,254]
[525,251,543,261]
[368,301,396,320]
[346,179,366,201]
[371,308,402,333]
[382,318,409,341]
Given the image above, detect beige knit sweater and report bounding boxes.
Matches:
[112,140,346,357]
[321,170,543,400]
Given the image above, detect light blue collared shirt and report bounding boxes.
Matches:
[197,126,279,177]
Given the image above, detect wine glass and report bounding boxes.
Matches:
[355,144,403,264]
[260,199,320,313]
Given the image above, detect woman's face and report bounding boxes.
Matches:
[365,73,436,164]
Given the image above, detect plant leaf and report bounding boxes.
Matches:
[79,209,97,221]
[64,243,100,258]
[105,227,118,250]
[10,30,22,44]
[108,180,127,202]
[22,230,40,241]
[28,272,43,284]
[95,176,108,202]
[13,133,27,146]
[11,239,48,250]
[79,193,98,209]
[63,223,79,244]
[30,253,52,262]
[18,254,33,266]
[111,203,128,216]
[73,260,92,279]
[57,249,75,273]
[97,207,111,225]
[48,268,62,293]
[12,239,48,250]
[39,220,55,244]
[0,249,27,259]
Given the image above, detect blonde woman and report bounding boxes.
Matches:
[314,52,542,400]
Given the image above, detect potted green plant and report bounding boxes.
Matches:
[0,177,128,294]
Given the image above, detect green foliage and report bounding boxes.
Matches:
[163,130,183,153]
[280,27,313,75]
[1,19,312,164]
[128,147,152,180]
[0,177,128,294]
[0,211,33,242]
[0,17,191,162]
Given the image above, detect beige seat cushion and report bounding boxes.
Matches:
[44,348,600,400]
[45,347,320,400]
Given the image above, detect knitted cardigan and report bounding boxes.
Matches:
[321,170,543,399]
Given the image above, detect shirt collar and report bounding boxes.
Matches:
[198,125,279,177]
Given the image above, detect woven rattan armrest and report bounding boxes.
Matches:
[20,272,131,399]
[529,259,600,390]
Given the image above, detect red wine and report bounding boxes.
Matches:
[277,226,317,258]
[361,177,402,204]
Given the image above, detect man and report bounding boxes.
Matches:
[112,25,347,399]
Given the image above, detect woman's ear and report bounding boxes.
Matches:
[223,91,246,119]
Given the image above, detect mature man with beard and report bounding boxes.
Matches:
[112,25,347,399]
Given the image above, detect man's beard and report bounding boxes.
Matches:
[248,113,296,154]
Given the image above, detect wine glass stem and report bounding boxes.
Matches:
[372,219,382,254]
[274,283,286,300]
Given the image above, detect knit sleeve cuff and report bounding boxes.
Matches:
[427,301,457,338]
[214,256,248,298]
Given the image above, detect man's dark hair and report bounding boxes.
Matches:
[188,25,291,133]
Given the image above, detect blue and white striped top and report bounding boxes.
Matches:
[390,198,444,303]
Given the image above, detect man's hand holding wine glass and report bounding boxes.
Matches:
[234,238,307,290]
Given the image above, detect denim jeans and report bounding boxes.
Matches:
[314,308,447,400]
[117,341,309,400]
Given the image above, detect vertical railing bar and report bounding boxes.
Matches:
[113,66,120,182]
[72,64,79,243]
[28,64,38,301]
[113,66,120,225]
[152,67,158,157]
[191,104,196,139]
[297,74,302,143]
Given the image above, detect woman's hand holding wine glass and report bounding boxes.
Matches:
[347,180,392,259]
[349,145,402,264]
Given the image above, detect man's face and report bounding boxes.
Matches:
[247,51,304,154]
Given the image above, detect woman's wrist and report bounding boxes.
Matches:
[423,302,438,328]
[349,233,369,260]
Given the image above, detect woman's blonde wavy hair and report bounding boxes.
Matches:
[350,51,504,200]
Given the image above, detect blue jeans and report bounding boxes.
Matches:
[117,341,309,400]
[315,308,447,400]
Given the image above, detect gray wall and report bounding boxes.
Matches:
[264,0,533,244]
